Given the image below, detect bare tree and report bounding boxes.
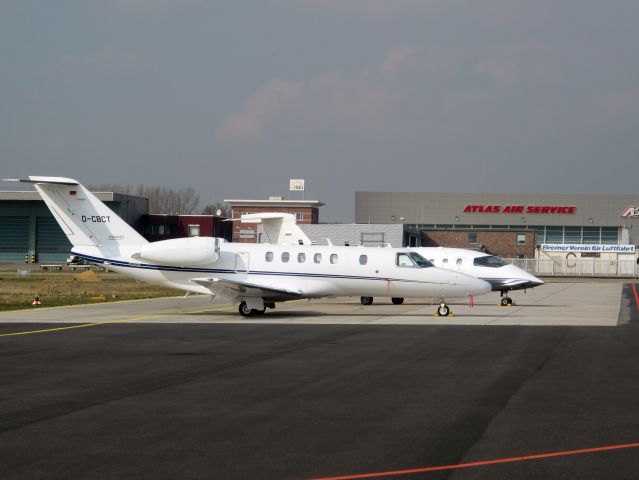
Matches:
[88,183,200,214]
[201,202,231,217]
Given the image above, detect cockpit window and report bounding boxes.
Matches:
[473,255,508,268]
[396,252,434,267]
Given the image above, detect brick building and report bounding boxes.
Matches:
[421,229,536,259]
[141,214,232,242]
[224,197,324,243]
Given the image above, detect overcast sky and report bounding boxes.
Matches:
[2,0,638,221]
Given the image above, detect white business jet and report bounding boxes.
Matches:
[409,247,543,306]
[240,213,543,307]
[5,177,491,317]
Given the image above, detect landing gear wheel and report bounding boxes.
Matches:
[437,304,451,316]
[391,297,404,305]
[239,301,253,317]
[254,307,266,315]
[500,297,512,306]
[361,296,374,306]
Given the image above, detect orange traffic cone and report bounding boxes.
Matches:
[32,295,41,306]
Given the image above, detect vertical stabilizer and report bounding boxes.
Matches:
[236,212,312,245]
[6,177,147,247]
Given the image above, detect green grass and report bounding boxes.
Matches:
[0,268,181,311]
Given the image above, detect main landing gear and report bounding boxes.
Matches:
[360,296,405,305]
[500,291,513,307]
[239,301,265,317]
[239,299,276,317]
[360,296,374,305]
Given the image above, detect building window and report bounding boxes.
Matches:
[359,255,368,265]
[546,226,562,243]
[516,234,526,245]
[295,212,304,221]
[281,252,290,263]
[564,226,581,243]
[516,253,525,259]
[265,251,274,262]
[601,227,619,245]
[239,229,255,239]
[330,254,338,264]
[583,226,600,244]
[314,253,322,264]
[297,252,306,263]
[468,233,478,244]
[188,224,200,237]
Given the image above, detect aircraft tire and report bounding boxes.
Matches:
[437,304,450,316]
[239,301,253,317]
[501,297,511,306]
[361,296,374,306]
[391,297,404,305]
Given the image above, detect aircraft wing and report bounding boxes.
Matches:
[190,277,304,301]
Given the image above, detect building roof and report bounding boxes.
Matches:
[0,191,140,202]
[224,199,325,208]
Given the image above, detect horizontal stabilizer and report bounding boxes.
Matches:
[3,176,79,185]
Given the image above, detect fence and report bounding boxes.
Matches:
[506,258,639,278]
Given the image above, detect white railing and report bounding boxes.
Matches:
[505,258,639,278]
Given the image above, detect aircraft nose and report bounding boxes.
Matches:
[470,277,493,296]
[525,272,544,287]
[455,274,492,296]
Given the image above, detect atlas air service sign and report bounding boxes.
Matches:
[463,205,576,214]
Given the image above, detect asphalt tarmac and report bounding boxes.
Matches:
[1,282,638,479]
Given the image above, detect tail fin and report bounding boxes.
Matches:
[4,176,147,247]
[231,212,312,245]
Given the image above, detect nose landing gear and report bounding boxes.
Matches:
[435,303,452,317]
[500,291,513,306]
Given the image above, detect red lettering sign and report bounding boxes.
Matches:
[462,205,576,214]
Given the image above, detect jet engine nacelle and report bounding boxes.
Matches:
[134,237,221,266]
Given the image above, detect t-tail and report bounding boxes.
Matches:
[3,176,148,261]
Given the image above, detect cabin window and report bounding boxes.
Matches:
[265,251,274,262]
[330,254,338,264]
[456,258,463,266]
[281,252,290,263]
[297,252,306,263]
[442,258,448,264]
[314,253,322,264]
[359,255,368,265]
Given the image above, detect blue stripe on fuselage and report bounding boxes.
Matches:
[76,253,441,285]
